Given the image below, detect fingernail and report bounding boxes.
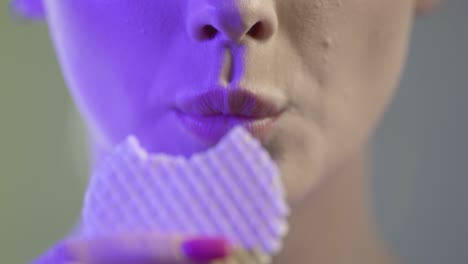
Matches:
[181,237,231,262]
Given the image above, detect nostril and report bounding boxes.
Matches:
[201,25,218,40]
[192,20,273,42]
[247,22,266,40]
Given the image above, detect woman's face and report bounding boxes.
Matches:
[40,0,424,202]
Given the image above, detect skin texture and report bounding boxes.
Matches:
[38,0,425,203]
[38,0,394,203]
[14,0,441,263]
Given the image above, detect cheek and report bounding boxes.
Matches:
[274,0,415,200]
[321,1,414,172]
[44,1,186,141]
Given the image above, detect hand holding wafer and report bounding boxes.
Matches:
[32,127,289,264]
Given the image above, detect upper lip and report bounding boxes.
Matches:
[175,87,286,119]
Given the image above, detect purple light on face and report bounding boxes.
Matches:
[38,0,277,159]
[28,1,289,262]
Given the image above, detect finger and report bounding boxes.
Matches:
[66,232,231,264]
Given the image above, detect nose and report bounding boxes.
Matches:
[186,0,277,43]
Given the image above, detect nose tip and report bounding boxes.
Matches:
[187,2,277,43]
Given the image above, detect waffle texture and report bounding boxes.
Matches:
[79,127,289,263]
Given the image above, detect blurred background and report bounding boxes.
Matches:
[0,1,467,263]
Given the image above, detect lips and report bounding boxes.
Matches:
[174,88,286,143]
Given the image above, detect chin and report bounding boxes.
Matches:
[262,113,327,205]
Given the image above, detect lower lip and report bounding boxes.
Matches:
[175,111,278,144]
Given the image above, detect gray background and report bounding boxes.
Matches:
[372,1,468,263]
[1,1,467,263]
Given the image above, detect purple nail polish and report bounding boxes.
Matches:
[181,237,231,262]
